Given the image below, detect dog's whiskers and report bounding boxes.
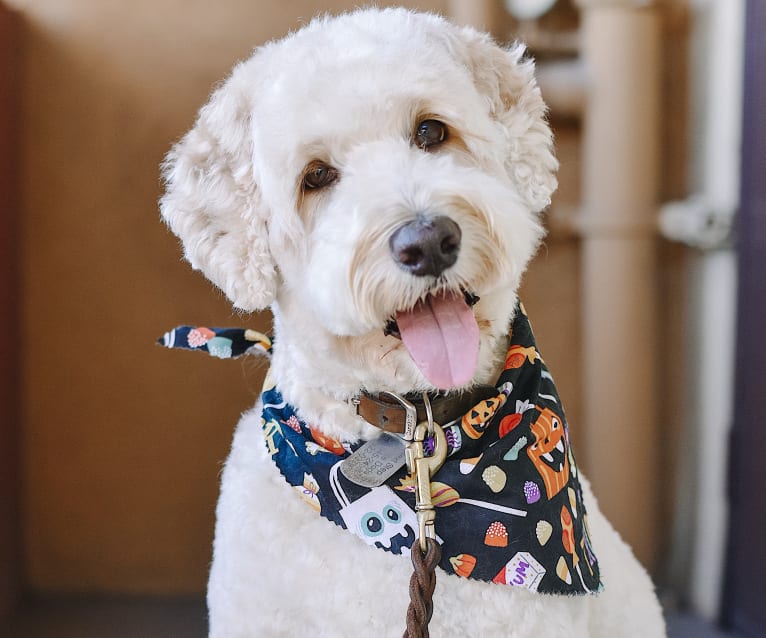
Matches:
[380,343,402,361]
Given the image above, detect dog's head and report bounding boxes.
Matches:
[161,8,556,392]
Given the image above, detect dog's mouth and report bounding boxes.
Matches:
[383,290,479,339]
[383,289,481,390]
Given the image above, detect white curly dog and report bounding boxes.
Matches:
[161,8,665,637]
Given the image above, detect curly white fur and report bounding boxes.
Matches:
[161,8,665,637]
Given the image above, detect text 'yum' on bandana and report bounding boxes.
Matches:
[160,304,602,595]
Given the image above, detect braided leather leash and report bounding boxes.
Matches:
[402,395,447,638]
[403,537,442,638]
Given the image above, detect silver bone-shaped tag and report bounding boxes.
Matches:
[339,432,408,488]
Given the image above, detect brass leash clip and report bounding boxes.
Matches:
[405,393,448,554]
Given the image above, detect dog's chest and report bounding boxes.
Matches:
[210,407,598,637]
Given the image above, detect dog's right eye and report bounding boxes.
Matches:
[302,162,339,191]
[414,119,448,150]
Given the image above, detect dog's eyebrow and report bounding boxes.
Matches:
[298,139,331,158]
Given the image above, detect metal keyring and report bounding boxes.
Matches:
[421,392,434,435]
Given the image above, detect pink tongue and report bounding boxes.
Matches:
[395,293,480,390]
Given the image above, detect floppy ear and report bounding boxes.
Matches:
[451,28,558,212]
[160,61,277,312]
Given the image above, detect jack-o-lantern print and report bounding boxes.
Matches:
[462,394,507,439]
[527,407,570,499]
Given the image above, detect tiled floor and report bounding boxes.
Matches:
[666,611,735,638]
[2,595,737,637]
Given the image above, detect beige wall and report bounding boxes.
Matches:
[8,0,683,595]
[8,0,446,594]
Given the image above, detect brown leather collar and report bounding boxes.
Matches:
[354,385,497,437]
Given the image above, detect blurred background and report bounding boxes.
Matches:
[0,0,763,636]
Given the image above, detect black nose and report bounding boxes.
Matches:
[389,215,461,277]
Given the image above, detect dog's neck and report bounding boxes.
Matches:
[267,297,513,442]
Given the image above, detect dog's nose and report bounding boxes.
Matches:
[389,215,461,277]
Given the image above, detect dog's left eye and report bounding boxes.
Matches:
[302,162,339,191]
[415,119,448,150]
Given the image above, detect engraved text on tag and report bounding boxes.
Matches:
[339,433,407,488]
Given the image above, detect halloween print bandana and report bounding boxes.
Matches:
[160,304,602,595]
